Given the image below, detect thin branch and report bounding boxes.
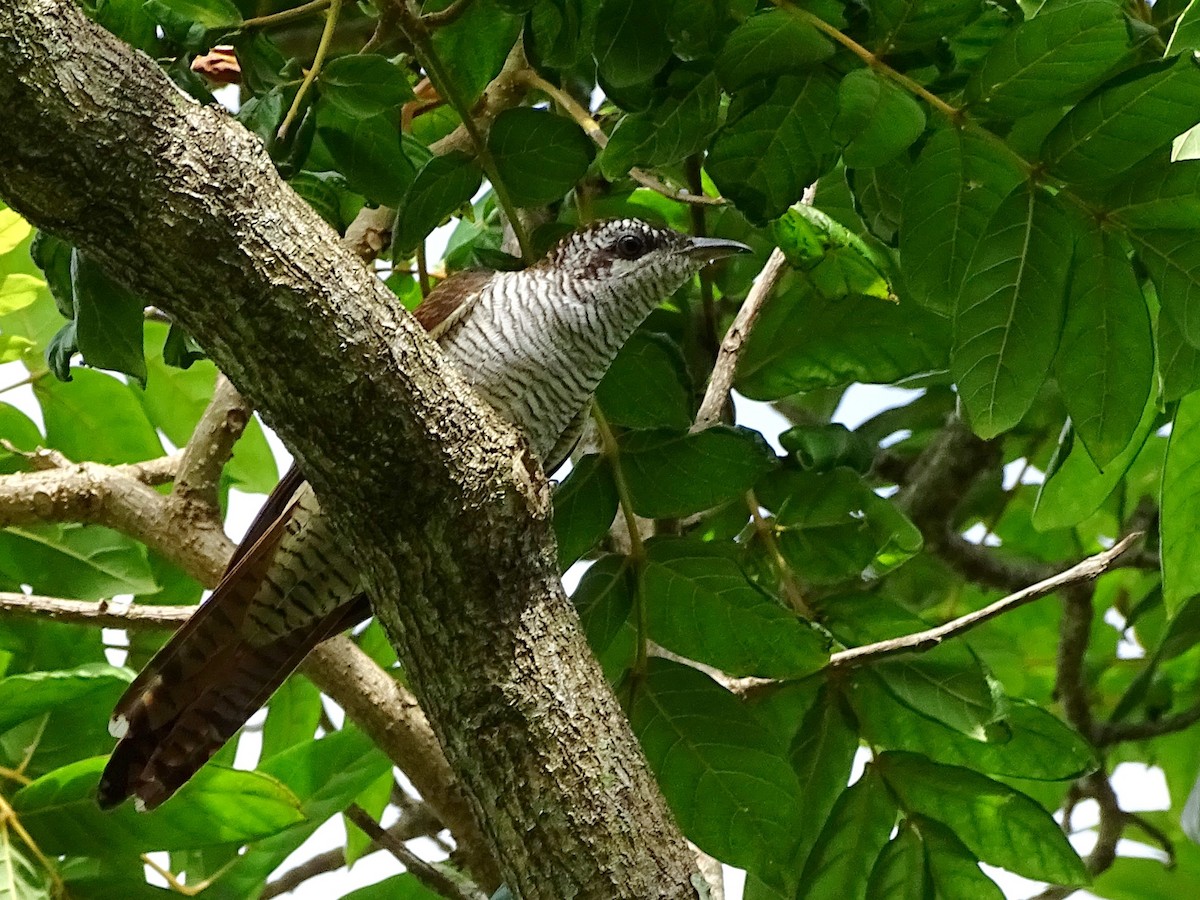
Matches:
[345,804,487,900]
[1056,584,1097,739]
[393,5,531,258]
[0,592,193,628]
[420,0,474,28]
[516,69,725,207]
[827,534,1141,670]
[277,0,342,141]
[692,247,788,432]
[1033,772,1124,900]
[773,1,961,122]
[173,375,251,512]
[243,0,331,29]
[1097,698,1200,745]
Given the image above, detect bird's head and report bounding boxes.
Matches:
[535,218,751,305]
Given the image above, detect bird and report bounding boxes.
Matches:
[98,217,750,811]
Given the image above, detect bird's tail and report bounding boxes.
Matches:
[98,590,367,811]
[98,467,367,811]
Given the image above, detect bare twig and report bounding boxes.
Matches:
[1056,584,1097,739]
[345,804,487,900]
[173,375,251,512]
[692,247,788,432]
[0,592,193,628]
[262,802,446,898]
[1032,772,1124,899]
[1097,697,1200,745]
[827,535,1141,670]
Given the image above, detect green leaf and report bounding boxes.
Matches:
[753,470,924,584]
[1106,159,1200,229]
[1157,297,1200,401]
[29,230,74,317]
[1162,392,1200,614]
[593,0,672,88]
[0,524,158,600]
[0,829,51,900]
[600,70,721,179]
[0,663,130,732]
[866,827,928,900]
[341,874,445,900]
[161,322,206,369]
[487,108,594,207]
[630,658,805,882]
[1133,229,1200,349]
[800,767,897,900]
[780,424,874,473]
[595,331,692,430]
[788,685,861,865]
[70,251,147,386]
[714,10,835,92]
[735,277,949,401]
[1053,225,1152,468]
[0,273,42,316]
[823,595,998,737]
[708,73,841,224]
[1033,396,1158,531]
[13,757,303,855]
[317,111,423,207]
[773,205,895,301]
[0,208,32,255]
[851,674,1096,780]
[428,0,522,104]
[916,816,1006,899]
[570,554,634,661]
[553,455,619,569]
[618,426,777,518]
[144,0,242,46]
[1168,0,1200,54]
[952,183,1073,438]
[641,537,829,678]
[965,0,1130,120]
[319,54,414,119]
[878,752,1089,886]
[833,69,926,168]
[36,369,162,464]
[220,727,393,895]
[260,676,322,762]
[1042,55,1200,185]
[0,401,43,475]
[394,151,482,252]
[870,0,981,52]
[900,127,1026,315]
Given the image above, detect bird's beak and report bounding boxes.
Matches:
[685,236,753,262]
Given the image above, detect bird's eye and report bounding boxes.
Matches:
[615,232,649,259]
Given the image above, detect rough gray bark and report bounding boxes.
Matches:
[0,2,700,896]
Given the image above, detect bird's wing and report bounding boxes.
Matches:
[414,269,493,342]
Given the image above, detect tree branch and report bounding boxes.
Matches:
[692,247,789,432]
[345,803,486,900]
[172,375,251,513]
[0,3,698,895]
[828,535,1140,669]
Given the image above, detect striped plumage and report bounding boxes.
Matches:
[98,219,749,811]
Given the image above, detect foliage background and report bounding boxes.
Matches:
[4,0,1200,896]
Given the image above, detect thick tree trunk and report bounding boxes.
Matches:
[0,2,700,896]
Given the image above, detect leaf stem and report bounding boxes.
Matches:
[277,0,342,141]
[243,0,331,29]
[396,5,532,260]
[774,1,962,123]
[593,405,650,686]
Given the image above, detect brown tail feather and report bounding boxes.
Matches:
[99,595,368,810]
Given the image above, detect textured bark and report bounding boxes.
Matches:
[0,2,700,896]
